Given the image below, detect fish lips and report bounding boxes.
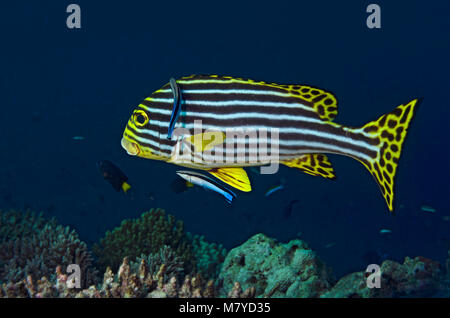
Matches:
[121,137,140,156]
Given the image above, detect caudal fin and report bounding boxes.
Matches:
[356,98,421,211]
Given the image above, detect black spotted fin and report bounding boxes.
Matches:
[352,98,422,211]
[281,154,336,179]
[208,167,251,192]
[287,85,338,122]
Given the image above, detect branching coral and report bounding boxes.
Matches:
[0,257,256,298]
[93,208,226,279]
[93,209,194,273]
[0,210,98,288]
[189,234,227,279]
[130,245,184,283]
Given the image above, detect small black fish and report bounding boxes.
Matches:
[439,238,450,250]
[283,200,300,218]
[46,205,56,214]
[362,250,389,265]
[170,177,190,194]
[362,250,381,265]
[97,160,131,193]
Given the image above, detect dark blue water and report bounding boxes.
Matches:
[1,1,449,278]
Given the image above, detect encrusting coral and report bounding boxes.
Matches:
[0,210,98,288]
[217,234,447,298]
[93,209,226,279]
[321,256,443,298]
[217,233,334,297]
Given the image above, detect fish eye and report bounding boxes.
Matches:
[133,110,149,127]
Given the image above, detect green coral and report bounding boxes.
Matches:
[218,233,333,297]
[93,208,226,280]
[189,234,227,279]
[130,245,184,283]
[0,210,98,287]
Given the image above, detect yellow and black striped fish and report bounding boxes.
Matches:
[121,74,420,211]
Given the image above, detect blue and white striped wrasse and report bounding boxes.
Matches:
[176,170,236,204]
[121,74,421,211]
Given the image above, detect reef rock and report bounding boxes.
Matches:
[322,256,443,298]
[217,234,333,297]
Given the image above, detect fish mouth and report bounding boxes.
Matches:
[121,137,140,156]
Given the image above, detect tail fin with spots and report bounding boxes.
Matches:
[355,98,421,211]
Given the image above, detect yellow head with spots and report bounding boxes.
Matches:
[121,90,175,162]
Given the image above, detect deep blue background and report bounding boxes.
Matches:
[1,1,449,278]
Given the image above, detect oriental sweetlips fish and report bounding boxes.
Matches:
[121,75,421,211]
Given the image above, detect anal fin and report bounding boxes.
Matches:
[208,167,251,192]
[281,154,336,179]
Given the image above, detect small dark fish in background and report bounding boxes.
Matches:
[362,250,382,265]
[46,205,56,214]
[265,184,284,197]
[170,178,192,194]
[97,193,105,204]
[362,250,389,265]
[2,191,13,204]
[97,160,131,193]
[439,238,450,250]
[283,200,300,218]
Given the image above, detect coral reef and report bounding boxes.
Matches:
[217,234,333,298]
[0,208,448,298]
[93,209,191,272]
[446,251,450,282]
[0,210,98,288]
[218,234,448,298]
[189,234,227,279]
[321,256,443,298]
[0,257,255,298]
[93,209,226,279]
[130,245,184,283]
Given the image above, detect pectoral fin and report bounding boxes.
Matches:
[282,154,336,179]
[208,167,251,192]
[187,131,226,152]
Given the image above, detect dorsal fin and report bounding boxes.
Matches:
[179,75,339,122]
[287,85,338,122]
